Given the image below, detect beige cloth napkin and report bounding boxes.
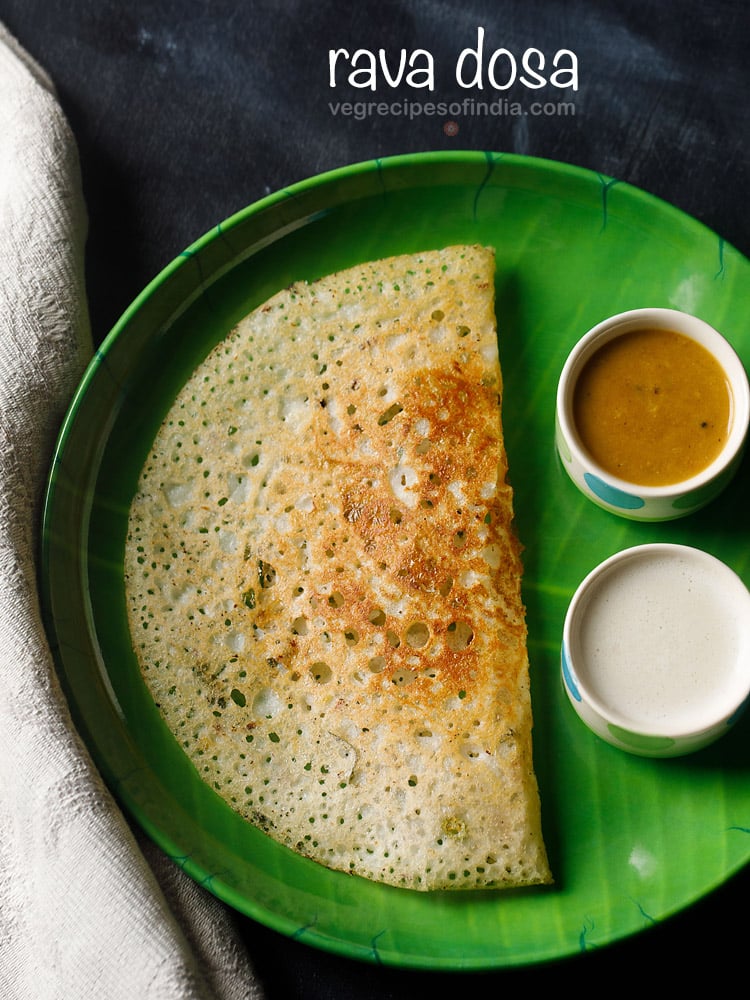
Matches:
[0,24,264,1000]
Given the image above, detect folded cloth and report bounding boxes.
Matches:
[0,24,264,1000]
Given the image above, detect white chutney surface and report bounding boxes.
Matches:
[575,553,745,732]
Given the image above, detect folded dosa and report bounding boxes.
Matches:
[124,244,552,890]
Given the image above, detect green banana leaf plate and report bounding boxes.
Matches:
[40,151,750,970]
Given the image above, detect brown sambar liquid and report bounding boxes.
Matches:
[573,328,732,486]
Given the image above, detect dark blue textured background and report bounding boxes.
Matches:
[2,1,746,995]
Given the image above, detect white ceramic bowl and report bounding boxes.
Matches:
[561,543,750,757]
[555,307,749,520]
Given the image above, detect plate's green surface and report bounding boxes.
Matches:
[41,151,750,970]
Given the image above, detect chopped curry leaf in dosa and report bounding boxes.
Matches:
[124,244,552,891]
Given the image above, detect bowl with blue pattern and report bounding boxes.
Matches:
[561,543,750,757]
[555,308,749,520]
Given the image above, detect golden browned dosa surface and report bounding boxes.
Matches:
[124,244,552,891]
